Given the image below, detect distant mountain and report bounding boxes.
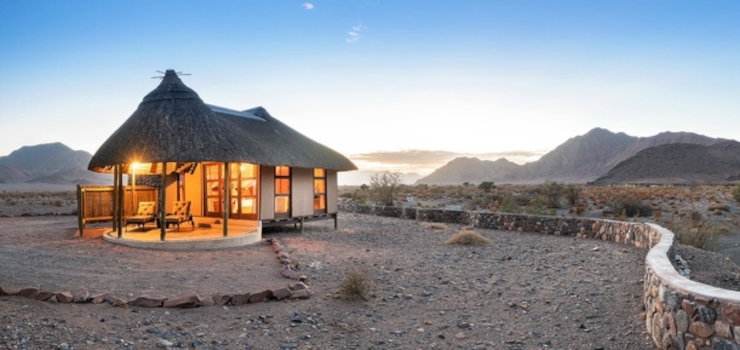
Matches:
[417,128,725,185]
[415,157,519,185]
[0,143,111,185]
[592,141,740,185]
[0,164,32,183]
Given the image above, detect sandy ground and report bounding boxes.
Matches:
[0,213,664,349]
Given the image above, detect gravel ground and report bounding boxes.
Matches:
[0,213,662,349]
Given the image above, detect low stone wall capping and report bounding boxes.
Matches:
[340,202,740,349]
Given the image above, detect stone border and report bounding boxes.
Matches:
[339,203,740,348]
[0,238,310,308]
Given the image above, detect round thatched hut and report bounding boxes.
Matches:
[88,69,356,249]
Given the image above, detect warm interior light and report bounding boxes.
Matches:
[132,162,140,171]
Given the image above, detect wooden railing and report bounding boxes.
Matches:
[76,185,157,235]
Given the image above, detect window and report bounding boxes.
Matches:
[275,166,290,216]
[314,168,326,213]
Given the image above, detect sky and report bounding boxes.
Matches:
[1,1,739,176]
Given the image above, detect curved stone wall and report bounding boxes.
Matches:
[339,203,740,348]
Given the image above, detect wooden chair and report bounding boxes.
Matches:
[165,201,194,231]
[125,201,157,231]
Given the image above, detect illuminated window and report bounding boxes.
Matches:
[314,168,326,212]
[275,166,290,216]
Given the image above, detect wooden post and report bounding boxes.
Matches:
[160,162,167,241]
[223,162,229,237]
[116,164,123,237]
[76,185,84,237]
[300,216,304,234]
[118,165,124,236]
[334,213,338,230]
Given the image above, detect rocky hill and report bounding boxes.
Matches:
[417,128,724,185]
[0,143,111,185]
[592,141,740,185]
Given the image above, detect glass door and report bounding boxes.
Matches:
[229,163,259,220]
[204,163,223,217]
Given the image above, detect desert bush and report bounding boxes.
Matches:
[542,180,562,208]
[445,230,491,246]
[478,181,495,192]
[563,183,581,206]
[422,222,447,230]
[498,194,519,213]
[731,184,740,203]
[670,217,720,251]
[338,270,372,301]
[611,193,653,218]
[708,202,730,212]
[526,196,556,216]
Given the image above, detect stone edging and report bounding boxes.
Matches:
[0,238,310,308]
[339,202,740,349]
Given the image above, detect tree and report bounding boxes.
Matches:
[563,183,581,206]
[542,180,562,208]
[478,181,495,192]
[369,171,403,206]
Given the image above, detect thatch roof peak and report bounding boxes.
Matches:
[143,70,200,103]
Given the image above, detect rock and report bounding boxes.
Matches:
[289,282,309,291]
[163,294,200,308]
[57,342,70,350]
[688,321,714,338]
[55,291,73,303]
[156,338,174,348]
[230,293,251,306]
[734,326,740,344]
[198,295,215,307]
[72,290,90,303]
[271,287,292,300]
[248,290,273,303]
[91,292,110,304]
[676,309,689,333]
[211,294,231,306]
[698,306,717,324]
[0,285,8,296]
[289,289,311,300]
[113,298,128,308]
[29,290,54,301]
[18,287,39,297]
[128,294,166,308]
[714,320,732,339]
[2,287,20,296]
[282,268,307,281]
[722,303,740,325]
[711,338,739,350]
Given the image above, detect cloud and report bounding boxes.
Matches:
[302,3,314,10]
[346,24,366,43]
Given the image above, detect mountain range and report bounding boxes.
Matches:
[417,128,735,185]
[0,143,111,186]
[3,128,738,187]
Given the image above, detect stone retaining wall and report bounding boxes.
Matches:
[340,202,740,349]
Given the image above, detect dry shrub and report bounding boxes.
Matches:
[670,216,720,252]
[445,230,491,246]
[708,202,730,212]
[421,222,448,230]
[338,270,371,301]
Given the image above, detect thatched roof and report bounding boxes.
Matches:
[89,70,356,172]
